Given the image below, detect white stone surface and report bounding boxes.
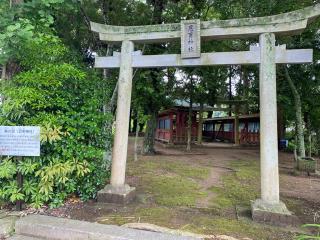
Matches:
[90,4,320,43]
[15,215,197,240]
[0,216,18,239]
[252,199,291,214]
[110,40,134,187]
[181,19,201,59]
[95,48,312,69]
[259,33,280,204]
[8,235,44,240]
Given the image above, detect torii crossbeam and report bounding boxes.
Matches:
[91,4,320,225]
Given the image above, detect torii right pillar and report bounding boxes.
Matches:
[252,33,299,226]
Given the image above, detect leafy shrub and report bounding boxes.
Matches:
[297,224,320,240]
[0,36,112,208]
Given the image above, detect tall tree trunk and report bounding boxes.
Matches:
[11,0,23,6]
[142,0,165,154]
[305,114,312,158]
[228,66,232,116]
[132,111,138,133]
[308,134,312,158]
[129,108,133,133]
[134,120,140,162]
[197,102,204,145]
[242,67,249,114]
[316,129,320,156]
[3,0,23,80]
[102,45,116,152]
[285,67,306,158]
[139,122,145,132]
[277,105,286,149]
[143,111,157,155]
[1,64,6,80]
[187,98,193,151]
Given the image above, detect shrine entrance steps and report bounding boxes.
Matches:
[8,214,197,240]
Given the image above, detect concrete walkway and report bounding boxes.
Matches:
[9,214,199,240]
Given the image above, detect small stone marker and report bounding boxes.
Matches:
[181,19,201,59]
[0,126,40,157]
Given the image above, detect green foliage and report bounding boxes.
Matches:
[0,36,111,208]
[0,0,66,64]
[297,224,320,240]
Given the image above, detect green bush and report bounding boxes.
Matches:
[0,36,112,208]
[297,224,320,240]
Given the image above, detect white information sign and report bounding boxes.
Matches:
[181,19,201,59]
[0,126,40,157]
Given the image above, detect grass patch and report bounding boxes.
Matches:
[127,159,162,176]
[144,175,207,207]
[127,157,209,207]
[135,207,176,226]
[128,158,209,180]
[209,186,233,209]
[210,159,260,209]
[162,161,210,180]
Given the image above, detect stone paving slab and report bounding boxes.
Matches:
[8,235,44,240]
[16,214,199,240]
[0,216,18,239]
[0,210,8,219]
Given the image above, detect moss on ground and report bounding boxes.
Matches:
[99,155,297,239]
[128,158,209,180]
[97,207,178,227]
[127,158,209,207]
[162,161,210,180]
[210,159,260,209]
[135,207,177,226]
[144,175,207,207]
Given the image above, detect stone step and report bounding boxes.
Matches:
[8,235,44,240]
[15,215,199,240]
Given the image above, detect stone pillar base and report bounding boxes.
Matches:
[251,199,300,227]
[97,184,136,204]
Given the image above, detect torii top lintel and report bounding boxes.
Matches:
[90,4,320,44]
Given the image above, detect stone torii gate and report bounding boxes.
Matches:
[92,5,320,223]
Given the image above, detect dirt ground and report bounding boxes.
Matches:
[45,138,320,240]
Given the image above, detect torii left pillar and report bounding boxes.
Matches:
[97,40,136,204]
[251,33,298,225]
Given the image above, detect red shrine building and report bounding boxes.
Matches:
[203,114,260,145]
[156,106,199,144]
[155,104,260,145]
